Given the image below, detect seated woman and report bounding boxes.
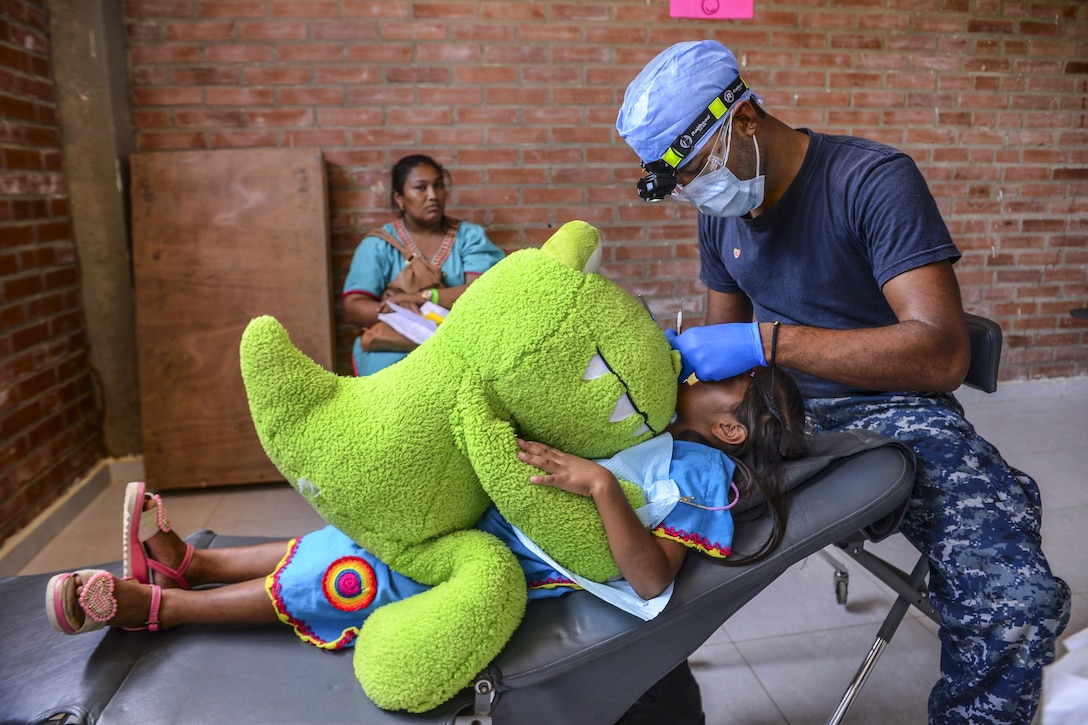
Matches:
[46,366,807,641]
[343,154,505,376]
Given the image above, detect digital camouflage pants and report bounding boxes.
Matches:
[806,392,1070,724]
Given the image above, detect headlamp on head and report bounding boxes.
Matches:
[635,75,750,203]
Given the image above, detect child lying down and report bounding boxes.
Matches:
[47,366,806,642]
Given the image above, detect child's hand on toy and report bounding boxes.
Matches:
[517,438,618,498]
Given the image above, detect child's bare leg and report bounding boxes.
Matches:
[159,578,280,628]
[188,542,291,586]
[139,494,290,588]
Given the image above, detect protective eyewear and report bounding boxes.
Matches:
[636,75,750,202]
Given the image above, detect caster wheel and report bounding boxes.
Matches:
[834,571,849,606]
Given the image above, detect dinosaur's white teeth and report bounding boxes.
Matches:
[586,353,648,434]
[583,243,602,274]
[610,393,637,422]
[584,353,610,380]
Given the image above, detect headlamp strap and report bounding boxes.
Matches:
[657,75,749,170]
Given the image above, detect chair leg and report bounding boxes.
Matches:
[826,551,938,724]
[839,542,939,624]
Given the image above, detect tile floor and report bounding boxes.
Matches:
[17,378,1088,724]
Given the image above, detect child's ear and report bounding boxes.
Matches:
[711,418,748,448]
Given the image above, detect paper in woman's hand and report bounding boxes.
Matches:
[378,301,449,345]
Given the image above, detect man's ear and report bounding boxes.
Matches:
[731,100,759,135]
[711,418,748,448]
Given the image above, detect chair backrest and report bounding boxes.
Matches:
[963,313,1002,393]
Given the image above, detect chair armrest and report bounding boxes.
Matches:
[964,313,1002,394]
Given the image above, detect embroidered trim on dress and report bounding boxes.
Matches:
[527,575,581,591]
[393,217,457,267]
[652,524,732,559]
[266,538,360,650]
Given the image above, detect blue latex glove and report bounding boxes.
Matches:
[665,322,767,382]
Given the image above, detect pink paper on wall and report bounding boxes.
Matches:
[670,0,754,20]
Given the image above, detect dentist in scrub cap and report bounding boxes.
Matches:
[618,40,771,381]
[617,39,1070,725]
[617,40,763,217]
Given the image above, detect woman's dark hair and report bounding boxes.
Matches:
[718,365,808,566]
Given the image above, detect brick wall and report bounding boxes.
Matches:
[1,1,106,546]
[121,0,1087,378]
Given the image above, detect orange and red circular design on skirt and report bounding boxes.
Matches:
[322,556,377,612]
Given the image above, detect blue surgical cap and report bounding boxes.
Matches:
[617,40,758,169]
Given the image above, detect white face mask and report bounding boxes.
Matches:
[676,122,765,217]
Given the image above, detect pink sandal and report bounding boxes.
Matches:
[122,481,193,589]
[46,569,161,634]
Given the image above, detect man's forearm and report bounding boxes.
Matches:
[759,320,969,393]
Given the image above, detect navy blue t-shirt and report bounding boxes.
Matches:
[699,131,961,398]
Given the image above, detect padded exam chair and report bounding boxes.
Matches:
[820,312,1004,724]
[0,430,913,725]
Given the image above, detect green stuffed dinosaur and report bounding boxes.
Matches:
[239,220,680,712]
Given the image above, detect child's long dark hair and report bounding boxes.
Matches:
[718,365,808,565]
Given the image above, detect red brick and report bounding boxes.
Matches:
[386,66,451,84]
[238,21,309,41]
[341,1,410,18]
[247,108,313,126]
[310,21,380,41]
[205,44,275,63]
[165,21,234,41]
[479,3,547,21]
[317,66,383,84]
[349,127,416,147]
[34,220,69,243]
[419,127,485,147]
[130,44,202,63]
[413,3,477,19]
[126,1,196,18]
[198,1,263,18]
[208,130,277,147]
[278,44,345,62]
[283,129,347,146]
[172,66,240,84]
[315,108,381,126]
[132,86,204,105]
[205,87,275,105]
[175,109,244,127]
[243,66,311,85]
[278,87,344,105]
[134,109,172,128]
[270,1,338,18]
[2,148,41,170]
